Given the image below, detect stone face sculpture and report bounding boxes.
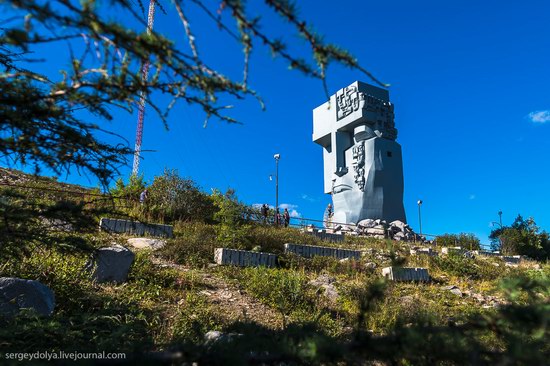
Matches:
[313,81,406,224]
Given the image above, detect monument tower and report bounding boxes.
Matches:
[312,81,406,224]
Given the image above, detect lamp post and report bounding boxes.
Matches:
[274,154,280,212]
[492,210,503,250]
[417,199,423,237]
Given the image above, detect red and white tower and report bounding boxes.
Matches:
[132,0,156,176]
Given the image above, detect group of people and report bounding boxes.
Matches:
[260,203,290,227]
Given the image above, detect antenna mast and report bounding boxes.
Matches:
[132,0,156,176]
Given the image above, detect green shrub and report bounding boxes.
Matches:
[145,170,216,224]
[159,222,218,268]
[239,267,310,328]
[280,253,366,277]
[0,249,156,352]
[490,215,550,260]
[171,293,221,343]
[435,233,481,250]
[244,225,323,254]
[430,254,503,280]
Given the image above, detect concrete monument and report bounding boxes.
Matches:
[313,81,406,224]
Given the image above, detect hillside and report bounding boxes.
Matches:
[0,169,548,365]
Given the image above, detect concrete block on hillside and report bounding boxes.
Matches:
[382,267,430,282]
[214,248,277,268]
[284,243,361,260]
[501,255,521,264]
[99,218,173,238]
[410,247,437,256]
[474,250,501,257]
[441,247,464,255]
[307,231,344,243]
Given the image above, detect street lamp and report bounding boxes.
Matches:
[498,210,503,228]
[274,154,280,212]
[417,199,423,237]
[492,210,504,250]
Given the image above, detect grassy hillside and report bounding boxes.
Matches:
[0,169,548,365]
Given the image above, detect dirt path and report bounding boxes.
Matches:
[198,271,283,329]
[154,258,282,329]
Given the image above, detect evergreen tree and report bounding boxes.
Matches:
[1,0,383,186]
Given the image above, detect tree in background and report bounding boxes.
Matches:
[435,232,481,250]
[1,0,383,187]
[146,169,215,223]
[211,188,251,247]
[490,214,550,260]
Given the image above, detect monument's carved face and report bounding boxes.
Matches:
[331,129,371,224]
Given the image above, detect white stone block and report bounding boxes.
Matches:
[284,243,361,260]
[100,217,173,238]
[381,267,430,282]
[474,250,500,257]
[214,248,277,268]
[501,255,521,264]
[441,247,464,255]
[410,247,437,256]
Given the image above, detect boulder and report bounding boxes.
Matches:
[365,262,377,270]
[309,274,339,302]
[86,245,135,284]
[357,219,376,229]
[393,232,406,241]
[389,220,408,232]
[0,277,55,317]
[442,285,462,297]
[127,237,166,250]
[365,228,385,235]
[204,330,243,345]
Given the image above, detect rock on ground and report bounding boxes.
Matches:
[0,277,55,317]
[127,238,166,250]
[309,274,339,302]
[357,219,376,229]
[204,330,243,345]
[86,245,135,284]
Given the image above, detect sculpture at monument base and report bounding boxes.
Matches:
[312,81,406,224]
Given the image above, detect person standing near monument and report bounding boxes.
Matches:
[283,208,291,227]
[261,204,269,224]
[324,203,334,228]
[140,189,148,204]
[275,208,281,227]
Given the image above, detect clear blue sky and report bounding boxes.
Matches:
[7,0,550,245]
